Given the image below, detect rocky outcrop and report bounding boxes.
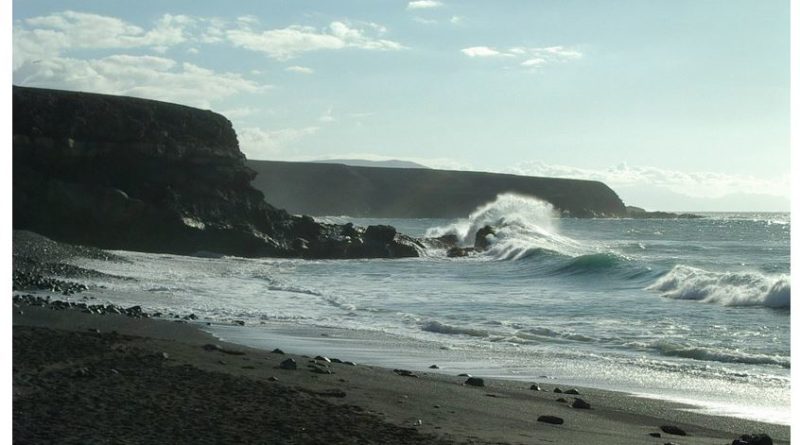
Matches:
[247,160,628,218]
[12,86,420,259]
[625,206,702,219]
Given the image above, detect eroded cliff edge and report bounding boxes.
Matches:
[12,86,420,259]
[247,160,628,218]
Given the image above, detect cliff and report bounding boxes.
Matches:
[12,86,420,259]
[247,160,627,218]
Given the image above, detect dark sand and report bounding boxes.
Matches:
[13,305,789,445]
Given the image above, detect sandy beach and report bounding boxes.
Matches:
[12,300,789,445]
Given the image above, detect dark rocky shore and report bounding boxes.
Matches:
[13,86,421,259]
[12,233,786,445]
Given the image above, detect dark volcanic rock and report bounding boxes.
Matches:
[660,425,687,436]
[571,398,591,409]
[13,86,421,259]
[474,225,496,252]
[537,415,564,425]
[732,433,773,445]
[464,377,485,387]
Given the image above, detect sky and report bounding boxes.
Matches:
[10,0,791,211]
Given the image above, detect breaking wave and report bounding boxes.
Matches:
[647,265,790,309]
[420,320,490,337]
[425,193,585,260]
[649,341,790,368]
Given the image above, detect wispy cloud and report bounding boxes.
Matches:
[225,21,404,60]
[461,44,583,69]
[285,65,314,74]
[509,161,789,201]
[237,126,320,159]
[13,53,266,109]
[407,1,443,10]
[461,46,509,58]
[319,107,335,123]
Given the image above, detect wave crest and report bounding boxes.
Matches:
[425,193,584,260]
[647,265,790,309]
[420,320,490,337]
[651,341,790,368]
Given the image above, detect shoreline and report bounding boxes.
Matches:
[206,320,792,427]
[13,301,790,444]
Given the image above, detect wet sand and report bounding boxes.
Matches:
[12,303,789,445]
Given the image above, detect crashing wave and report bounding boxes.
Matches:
[425,193,585,260]
[647,265,790,309]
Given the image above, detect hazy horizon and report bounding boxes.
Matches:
[11,1,790,211]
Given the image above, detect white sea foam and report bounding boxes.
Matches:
[425,193,585,260]
[647,265,790,308]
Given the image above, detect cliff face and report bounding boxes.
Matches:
[247,161,627,218]
[13,86,420,258]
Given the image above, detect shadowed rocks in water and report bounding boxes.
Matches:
[474,225,496,252]
[13,86,421,259]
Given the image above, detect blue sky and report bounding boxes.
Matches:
[11,0,790,211]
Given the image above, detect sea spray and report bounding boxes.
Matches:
[425,193,585,260]
[647,265,790,309]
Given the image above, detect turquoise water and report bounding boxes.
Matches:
[60,195,790,424]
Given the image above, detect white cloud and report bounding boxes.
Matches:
[225,21,404,60]
[237,126,319,159]
[450,16,464,24]
[509,161,790,202]
[461,44,583,69]
[220,107,261,119]
[285,65,314,74]
[14,11,192,66]
[461,46,507,58]
[407,1,443,10]
[319,107,335,123]
[13,11,269,108]
[13,53,267,109]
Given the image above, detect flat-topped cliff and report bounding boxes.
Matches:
[12,86,420,258]
[247,160,627,218]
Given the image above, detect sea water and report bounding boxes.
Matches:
[55,194,790,424]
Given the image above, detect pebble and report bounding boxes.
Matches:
[268,376,278,382]
[529,383,541,391]
[394,369,418,378]
[343,361,356,366]
[537,415,564,425]
[553,387,562,393]
[429,364,440,369]
[161,352,169,360]
[556,398,568,403]
[464,377,485,387]
[564,388,580,395]
[457,373,471,377]
[279,358,297,370]
[649,432,662,438]
[314,356,331,363]
[271,348,285,354]
[571,398,591,409]
[660,425,687,436]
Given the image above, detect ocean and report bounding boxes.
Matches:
[50,194,790,424]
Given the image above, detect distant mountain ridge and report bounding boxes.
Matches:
[247,160,628,218]
[311,159,430,169]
